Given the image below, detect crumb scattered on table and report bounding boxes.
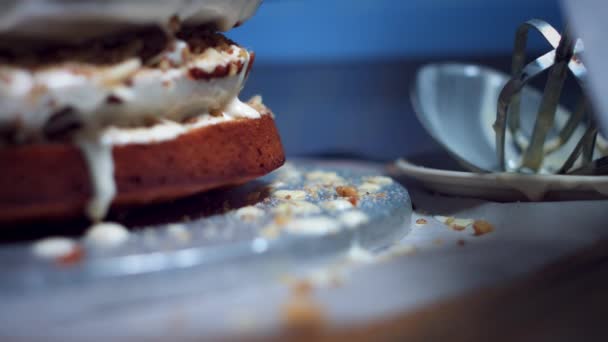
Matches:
[415,218,427,225]
[473,220,494,236]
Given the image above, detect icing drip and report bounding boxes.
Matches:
[76,134,116,221]
[76,57,258,221]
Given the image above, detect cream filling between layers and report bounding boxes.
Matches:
[78,47,254,221]
[1,39,262,221]
[0,40,252,141]
[78,95,263,221]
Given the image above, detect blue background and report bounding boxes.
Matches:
[227,0,565,160]
[229,0,564,64]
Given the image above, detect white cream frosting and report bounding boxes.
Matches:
[0,41,252,141]
[97,96,260,146]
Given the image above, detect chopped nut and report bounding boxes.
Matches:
[473,220,494,236]
[335,186,359,206]
[457,239,466,246]
[336,185,357,198]
[209,108,223,117]
[415,218,428,225]
[273,190,307,201]
[451,224,466,231]
[434,216,474,231]
[348,197,358,206]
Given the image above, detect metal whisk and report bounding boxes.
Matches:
[493,19,605,175]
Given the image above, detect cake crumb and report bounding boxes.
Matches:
[335,185,357,197]
[473,220,494,236]
[434,216,474,231]
[457,239,466,246]
[415,218,428,225]
[335,185,359,205]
